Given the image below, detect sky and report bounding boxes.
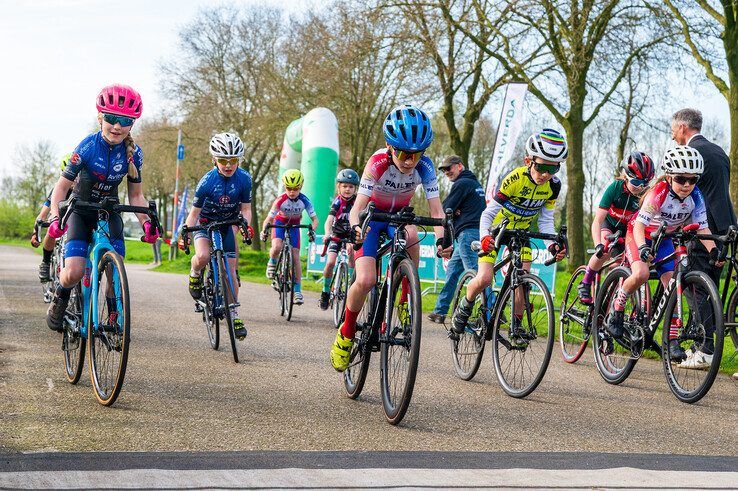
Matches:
[0,0,731,179]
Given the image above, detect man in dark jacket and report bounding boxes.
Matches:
[428,156,486,323]
[672,108,736,368]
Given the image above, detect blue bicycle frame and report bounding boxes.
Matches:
[208,229,239,315]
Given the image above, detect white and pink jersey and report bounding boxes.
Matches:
[359,149,439,212]
[268,193,317,225]
[633,180,708,239]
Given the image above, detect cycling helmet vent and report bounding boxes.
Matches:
[383,104,434,152]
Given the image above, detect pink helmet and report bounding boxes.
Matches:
[96,84,143,118]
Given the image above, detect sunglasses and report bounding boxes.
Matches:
[215,156,240,166]
[286,186,301,192]
[629,178,650,187]
[439,166,455,173]
[673,175,699,185]
[392,147,424,163]
[102,113,136,127]
[533,162,560,175]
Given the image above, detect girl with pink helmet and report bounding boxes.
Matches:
[45,83,160,332]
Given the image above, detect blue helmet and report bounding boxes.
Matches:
[383,105,434,152]
[336,168,360,185]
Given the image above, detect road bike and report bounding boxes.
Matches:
[710,226,738,352]
[558,231,625,363]
[264,223,314,321]
[593,223,727,403]
[449,219,567,398]
[58,196,162,406]
[34,219,64,304]
[320,234,353,328]
[181,216,252,363]
[343,203,452,425]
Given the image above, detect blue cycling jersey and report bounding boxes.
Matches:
[63,131,143,202]
[193,167,253,221]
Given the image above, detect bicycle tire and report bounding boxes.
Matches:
[333,261,349,329]
[559,266,591,363]
[450,269,487,381]
[725,286,738,350]
[492,274,554,398]
[283,245,294,322]
[344,287,376,399]
[380,258,422,425]
[63,284,85,384]
[88,251,130,406]
[277,247,286,317]
[217,251,239,363]
[203,264,219,350]
[662,271,723,403]
[591,266,639,385]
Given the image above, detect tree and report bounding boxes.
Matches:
[11,141,57,210]
[441,0,667,268]
[659,0,738,208]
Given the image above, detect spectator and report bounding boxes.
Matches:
[428,155,486,324]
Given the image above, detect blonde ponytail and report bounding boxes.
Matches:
[124,134,139,181]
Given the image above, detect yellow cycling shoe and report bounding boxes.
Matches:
[330,331,353,372]
[397,301,410,327]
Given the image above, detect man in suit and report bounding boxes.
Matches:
[671,108,736,369]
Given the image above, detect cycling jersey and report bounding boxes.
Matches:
[63,131,143,202]
[633,180,708,239]
[358,149,439,212]
[268,193,317,225]
[479,166,561,237]
[329,194,355,224]
[599,179,639,230]
[192,168,252,222]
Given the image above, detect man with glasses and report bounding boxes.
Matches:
[428,155,486,324]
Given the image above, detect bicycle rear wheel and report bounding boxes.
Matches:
[592,267,641,385]
[63,284,85,384]
[203,265,219,350]
[725,287,738,351]
[492,274,554,398]
[282,246,294,321]
[662,271,723,403]
[380,258,422,425]
[88,251,130,406]
[559,266,591,363]
[217,251,239,364]
[450,269,487,381]
[344,286,376,399]
[332,261,349,329]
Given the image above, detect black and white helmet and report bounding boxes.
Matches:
[661,146,704,175]
[525,128,568,163]
[209,132,244,158]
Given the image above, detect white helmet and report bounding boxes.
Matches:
[209,132,244,158]
[525,128,568,163]
[661,146,704,175]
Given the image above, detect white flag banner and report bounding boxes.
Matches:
[485,83,528,203]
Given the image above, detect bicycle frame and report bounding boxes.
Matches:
[207,228,239,317]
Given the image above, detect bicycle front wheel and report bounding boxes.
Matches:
[492,274,554,398]
[333,261,349,329]
[725,286,738,352]
[559,266,591,363]
[380,258,422,425]
[217,251,239,364]
[450,269,487,381]
[282,246,294,321]
[63,284,85,384]
[203,265,219,350]
[662,271,723,403]
[344,286,376,399]
[88,251,130,406]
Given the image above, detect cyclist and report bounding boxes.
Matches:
[577,151,655,304]
[607,146,723,366]
[178,133,253,340]
[319,169,359,310]
[450,128,568,342]
[45,84,159,332]
[329,104,453,371]
[32,153,73,282]
[261,169,319,306]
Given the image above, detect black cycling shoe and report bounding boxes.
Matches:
[38,261,51,283]
[509,319,528,346]
[234,318,247,340]
[606,310,624,338]
[577,281,593,305]
[668,339,687,362]
[46,294,69,332]
[319,292,330,311]
[189,274,203,300]
[450,297,472,339]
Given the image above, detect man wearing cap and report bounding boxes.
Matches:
[428,156,486,324]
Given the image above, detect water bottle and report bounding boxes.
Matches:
[83,266,91,287]
[485,287,497,323]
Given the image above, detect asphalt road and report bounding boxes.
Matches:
[1,244,737,487]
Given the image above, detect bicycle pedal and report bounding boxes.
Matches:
[194,302,204,313]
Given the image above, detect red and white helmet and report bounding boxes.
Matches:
[96,84,143,118]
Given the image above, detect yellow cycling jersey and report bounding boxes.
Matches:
[480,166,561,235]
